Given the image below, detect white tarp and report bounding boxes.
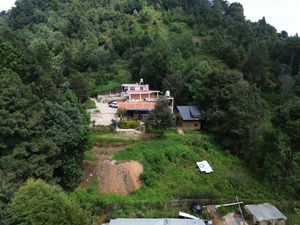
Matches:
[178,212,199,220]
[197,160,213,173]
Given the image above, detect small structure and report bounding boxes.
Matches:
[118,102,156,121]
[196,160,213,174]
[109,218,206,225]
[86,109,98,114]
[115,127,143,136]
[121,78,149,97]
[126,90,161,101]
[177,106,203,131]
[119,79,174,121]
[245,203,287,225]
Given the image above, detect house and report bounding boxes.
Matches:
[121,78,149,97]
[126,90,161,101]
[118,101,156,121]
[119,79,174,121]
[177,106,203,131]
[108,218,206,225]
[244,203,287,225]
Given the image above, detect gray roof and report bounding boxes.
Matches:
[245,203,287,221]
[109,219,206,225]
[177,106,203,121]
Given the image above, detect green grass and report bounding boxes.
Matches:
[89,130,140,144]
[84,151,98,161]
[97,81,120,93]
[114,132,285,201]
[73,131,298,223]
[88,178,100,192]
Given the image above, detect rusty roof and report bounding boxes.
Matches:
[118,102,156,111]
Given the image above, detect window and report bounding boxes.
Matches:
[130,87,135,90]
[194,123,199,127]
[140,87,143,90]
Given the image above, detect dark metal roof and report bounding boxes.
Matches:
[109,218,206,225]
[177,106,203,121]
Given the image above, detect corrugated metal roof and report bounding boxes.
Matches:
[190,107,201,118]
[118,102,156,111]
[177,106,203,121]
[109,219,206,225]
[245,203,287,221]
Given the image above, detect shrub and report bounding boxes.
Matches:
[117,109,127,117]
[9,179,89,225]
[82,99,96,109]
[119,120,140,129]
[169,22,185,33]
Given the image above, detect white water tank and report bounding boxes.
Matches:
[140,78,144,84]
[165,90,170,97]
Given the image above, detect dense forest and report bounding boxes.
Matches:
[0,0,300,224]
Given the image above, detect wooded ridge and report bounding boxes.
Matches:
[0,0,299,224]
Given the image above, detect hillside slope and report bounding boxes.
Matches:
[1,0,300,223]
[72,131,299,224]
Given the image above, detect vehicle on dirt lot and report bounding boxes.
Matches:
[108,101,118,108]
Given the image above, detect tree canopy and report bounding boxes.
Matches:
[146,98,174,133]
[0,0,300,221]
[8,179,88,225]
[194,71,265,155]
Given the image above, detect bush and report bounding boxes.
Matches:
[117,109,127,118]
[169,22,185,33]
[119,120,140,129]
[9,179,89,225]
[82,99,96,109]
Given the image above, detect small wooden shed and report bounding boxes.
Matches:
[176,106,203,131]
[245,203,287,225]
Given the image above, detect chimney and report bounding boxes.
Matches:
[140,78,144,85]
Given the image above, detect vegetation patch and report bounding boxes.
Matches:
[89,130,140,144]
[119,120,141,129]
[82,99,96,109]
[73,131,298,224]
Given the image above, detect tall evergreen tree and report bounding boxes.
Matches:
[195,71,265,155]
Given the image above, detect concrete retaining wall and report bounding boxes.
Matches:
[115,128,142,136]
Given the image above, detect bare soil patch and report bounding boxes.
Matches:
[80,143,144,195]
[213,213,248,225]
[99,160,143,195]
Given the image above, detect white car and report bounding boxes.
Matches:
[108,101,118,108]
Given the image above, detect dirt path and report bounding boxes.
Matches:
[80,143,144,195]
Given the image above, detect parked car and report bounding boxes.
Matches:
[109,101,118,108]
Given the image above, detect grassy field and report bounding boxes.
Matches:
[114,132,288,199]
[73,131,299,224]
[89,130,140,144]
